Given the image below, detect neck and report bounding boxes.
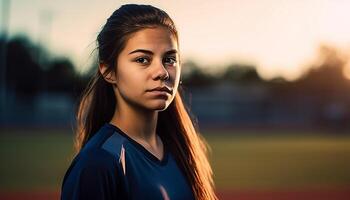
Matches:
[110,102,159,147]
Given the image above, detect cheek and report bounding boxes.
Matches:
[170,67,181,82]
[116,66,145,93]
[168,65,178,76]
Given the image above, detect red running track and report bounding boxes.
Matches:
[1,188,350,200]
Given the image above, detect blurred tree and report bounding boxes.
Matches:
[272,44,350,129]
[46,58,77,94]
[4,35,84,99]
[298,44,348,93]
[6,36,44,98]
[221,64,262,84]
[181,60,216,86]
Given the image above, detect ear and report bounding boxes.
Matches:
[99,63,117,84]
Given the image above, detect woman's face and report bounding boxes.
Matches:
[112,26,180,112]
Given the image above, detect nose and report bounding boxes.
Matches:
[152,60,169,81]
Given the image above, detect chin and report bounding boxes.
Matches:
[148,100,171,111]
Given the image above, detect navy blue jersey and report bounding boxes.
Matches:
[61,123,194,200]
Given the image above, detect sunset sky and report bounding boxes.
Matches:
[2,0,350,80]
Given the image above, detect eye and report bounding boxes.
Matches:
[163,57,177,66]
[135,57,150,64]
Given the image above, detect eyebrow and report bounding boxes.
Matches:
[128,49,178,55]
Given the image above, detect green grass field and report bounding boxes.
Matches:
[206,131,350,190]
[0,128,350,192]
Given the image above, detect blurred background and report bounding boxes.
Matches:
[1,0,350,199]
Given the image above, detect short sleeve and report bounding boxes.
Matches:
[75,164,115,199]
[61,149,123,200]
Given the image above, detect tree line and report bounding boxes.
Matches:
[2,35,350,100]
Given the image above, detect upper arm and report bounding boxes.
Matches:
[61,150,123,200]
[72,164,116,200]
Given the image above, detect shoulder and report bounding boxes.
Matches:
[62,123,129,186]
[61,148,125,199]
[61,124,132,199]
[82,123,129,159]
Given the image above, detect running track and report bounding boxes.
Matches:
[1,188,350,200]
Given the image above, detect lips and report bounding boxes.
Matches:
[148,86,173,95]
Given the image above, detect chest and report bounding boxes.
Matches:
[122,150,194,200]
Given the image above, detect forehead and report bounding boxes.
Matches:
[123,27,178,53]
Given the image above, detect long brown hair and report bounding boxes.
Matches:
[74,4,217,200]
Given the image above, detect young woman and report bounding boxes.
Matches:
[61,4,217,200]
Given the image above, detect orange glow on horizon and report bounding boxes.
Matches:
[343,61,350,80]
[5,0,350,80]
